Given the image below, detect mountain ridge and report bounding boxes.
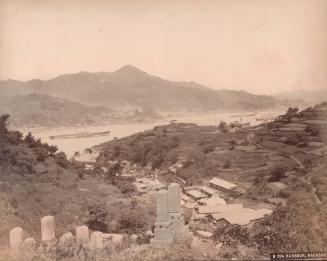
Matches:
[0,65,282,112]
[274,89,327,105]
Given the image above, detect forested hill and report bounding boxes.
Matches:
[0,94,113,127]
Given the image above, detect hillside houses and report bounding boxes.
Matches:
[179,176,271,227]
[208,177,245,197]
[210,207,272,226]
[186,189,207,200]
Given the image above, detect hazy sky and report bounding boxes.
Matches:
[0,0,326,94]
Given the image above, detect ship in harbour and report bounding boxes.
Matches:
[49,130,110,140]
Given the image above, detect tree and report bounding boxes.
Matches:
[252,201,327,254]
[286,107,299,114]
[171,135,180,148]
[152,153,164,169]
[219,120,227,130]
[268,166,286,182]
[0,114,10,133]
[113,145,121,157]
[87,203,108,232]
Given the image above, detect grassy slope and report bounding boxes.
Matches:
[0,116,155,251]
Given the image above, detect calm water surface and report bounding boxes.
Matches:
[19,110,285,158]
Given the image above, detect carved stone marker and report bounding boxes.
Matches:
[23,237,36,251]
[41,216,55,241]
[76,225,89,245]
[10,227,23,253]
[59,232,74,248]
[168,183,190,241]
[156,189,170,222]
[90,231,104,251]
[151,189,174,245]
[168,183,181,213]
[151,184,191,246]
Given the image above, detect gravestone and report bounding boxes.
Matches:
[59,232,74,248]
[76,225,89,245]
[23,237,36,252]
[90,231,104,251]
[10,227,23,253]
[168,183,190,241]
[41,216,56,241]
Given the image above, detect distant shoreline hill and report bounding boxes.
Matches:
[0,65,283,112]
[0,94,113,128]
[274,89,327,106]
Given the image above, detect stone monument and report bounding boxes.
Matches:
[59,232,74,248]
[151,189,175,245]
[168,183,190,241]
[10,227,23,253]
[41,216,56,241]
[23,237,36,252]
[76,225,89,245]
[90,231,104,251]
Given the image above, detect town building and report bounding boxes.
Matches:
[208,177,244,197]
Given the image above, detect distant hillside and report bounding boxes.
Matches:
[275,89,327,106]
[0,94,113,128]
[0,65,282,112]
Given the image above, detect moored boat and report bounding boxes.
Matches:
[49,130,110,139]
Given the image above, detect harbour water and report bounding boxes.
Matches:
[19,110,285,158]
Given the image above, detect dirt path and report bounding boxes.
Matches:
[247,132,322,204]
[247,132,305,169]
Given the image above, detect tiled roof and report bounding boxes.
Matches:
[198,203,243,214]
[209,177,237,190]
[212,208,273,226]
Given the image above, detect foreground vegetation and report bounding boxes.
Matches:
[0,114,153,252]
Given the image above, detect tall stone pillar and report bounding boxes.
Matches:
[156,190,170,222]
[151,190,174,245]
[168,183,181,213]
[168,183,190,242]
[41,216,56,241]
[10,227,23,253]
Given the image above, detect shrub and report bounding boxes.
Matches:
[171,135,180,148]
[0,114,10,133]
[116,180,136,194]
[86,203,108,232]
[212,224,250,246]
[251,201,327,254]
[286,107,299,114]
[285,135,299,145]
[219,120,227,130]
[230,139,238,146]
[152,154,165,169]
[7,131,23,145]
[203,144,215,154]
[305,124,319,136]
[118,209,146,234]
[222,160,231,169]
[114,145,121,157]
[268,167,286,182]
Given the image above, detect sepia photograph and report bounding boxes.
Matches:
[0,0,326,260]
